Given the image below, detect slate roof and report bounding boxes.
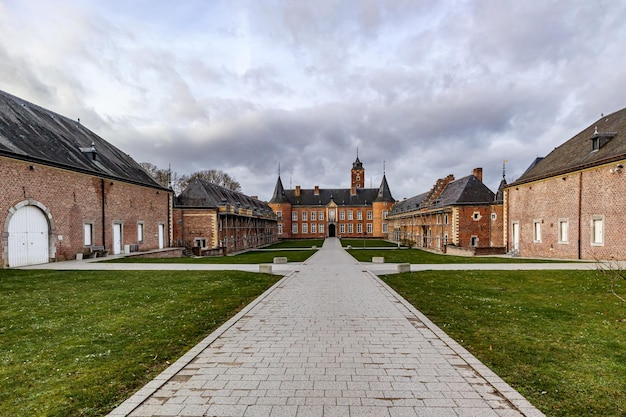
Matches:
[389,174,495,215]
[269,175,395,206]
[510,106,626,186]
[177,178,275,218]
[0,89,166,189]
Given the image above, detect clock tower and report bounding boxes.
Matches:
[351,154,364,194]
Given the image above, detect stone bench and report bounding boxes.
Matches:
[397,263,411,273]
[273,257,288,264]
[259,264,273,274]
[372,256,385,264]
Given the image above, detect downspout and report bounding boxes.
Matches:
[101,179,106,248]
[578,172,583,259]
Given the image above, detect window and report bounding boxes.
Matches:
[194,238,207,248]
[83,223,93,246]
[473,212,481,221]
[357,211,362,220]
[292,211,298,221]
[277,224,283,235]
[348,224,354,234]
[302,211,308,221]
[319,211,324,220]
[357,224,363,234]
[292,224,298,234]
[319,224,324,234]
[311,211,316,221]
[340,224,345,234]
[137,222,144,242]
[367,223,373,234]
[311,223,316,234]
[302,223,308,234]
[367,211,373,220]
[533,220,542,243]
[491,213,497,221]
[591,216,604,246]
[382,210,388,219]
[329,209,335,220]
[558,219,569,244]
[276,211,282,220]
[444,214,449,224]
[340,211,345,220]
[382,223,388,233]
[348,211,353,220]
[470,236,478,247]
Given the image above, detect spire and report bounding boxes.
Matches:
[375,174,395,202]
[269,175,288,203]
[495,160,508,202]
[352,149,363,170]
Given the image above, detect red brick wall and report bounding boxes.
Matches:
[172,208,218,249]
[506,160,626,259]
[455,205,502,248]
[269,202,292,239]
[1,157,171,266]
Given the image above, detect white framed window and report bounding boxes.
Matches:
[319,224,324,234]
[367,210,373,220]
[340,224,345,234]
[348,224,354,234]
[137,222,144,242]
[558,219,569,244]
[311,211,316,221]
[292,211,298,221]
[319,211,324,220]
[382,223,388,233]
[329,209,335,221]
[382,210,388,219]
[357,211,362,220]
[83,223,93,246]
[348,211,353,220]
[473,212,481,221]
[277,224,283,235]
[302,223,308,234]
[444,214,449,224]
[357,224,363,233]
[311,223,317,234]
[194,238,207,248]
[276,211,282,220]
[340,211,345,220]
[591,216,604,246]
[491,213,497,221]
[367,223,373,234]
[533,220,542,243]
[302,211,308,221]
[292,224,298,234]
[470,236,478,247]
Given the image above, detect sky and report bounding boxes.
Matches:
[1,0,626,200]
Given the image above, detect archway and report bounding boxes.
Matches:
[7,205,50,267]
[328,224,336,238]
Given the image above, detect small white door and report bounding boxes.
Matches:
[512,222,520,253]
[113,223,122,255]
[8,205,49,267]
[158,224,165,249]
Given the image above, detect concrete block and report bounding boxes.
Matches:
[75,253,83,261]
[397,263,411,273]
[259,264,273,274]
[372,256,385,264]
[273,257,288,264]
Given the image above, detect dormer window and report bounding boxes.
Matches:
[590,128,617,152]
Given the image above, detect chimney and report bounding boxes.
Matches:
[351,186,357,196]
[473,168,483,182]
[314,185,320,195]
[295,185,301,197]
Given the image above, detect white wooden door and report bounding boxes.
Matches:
[8,206,49,267]
[512,222,520,253]
[113,223,122,255]
[158,224,165,249]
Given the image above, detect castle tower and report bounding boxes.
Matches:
[351,154,364,194]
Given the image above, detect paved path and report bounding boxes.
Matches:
[107,238,545,417]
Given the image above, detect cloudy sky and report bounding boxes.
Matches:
[1,0,625,200]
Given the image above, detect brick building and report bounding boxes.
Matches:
[505,107,626,260]
[269,156,395,239]
[387,168,505,254]
[0,90,172,267]
[173,179,278,255]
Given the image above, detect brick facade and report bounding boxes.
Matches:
[1,156,171,267]
[505,160,626,259]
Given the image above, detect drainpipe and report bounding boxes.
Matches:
[101,179,106,248]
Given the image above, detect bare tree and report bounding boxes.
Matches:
[178,169,242,193]
[596,258,626,304]
[139,162,174,188]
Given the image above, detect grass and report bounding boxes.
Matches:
[0,269,280,417]
[103,250,314,264]
[264,239,324,249]
[348,247,567,263]
[383,270,626,416]
[339,239,398,248]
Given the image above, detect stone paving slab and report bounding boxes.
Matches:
[107,238,545,417]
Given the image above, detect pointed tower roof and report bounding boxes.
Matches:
[352,155,363,170]
[375,174,395,202]
[269,175,288,203]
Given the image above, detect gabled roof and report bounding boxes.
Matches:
[510,106,626,186]
[269,176,394,206]
[389,173,495,215]
[0,89,166,190]
[176,178,275,217]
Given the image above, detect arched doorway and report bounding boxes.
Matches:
[8,205,50,267]
[328,224,336,238]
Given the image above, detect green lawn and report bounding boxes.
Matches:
[264,239,324,249]
[348,247,567,263]
[340,238,398,248]
[383,270,626,417]
[0,269,280,417]
[103,249,314,264]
